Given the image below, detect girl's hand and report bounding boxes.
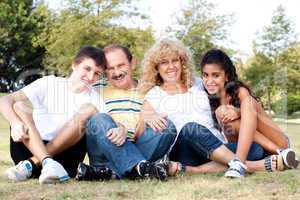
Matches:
[221,105,240,123]
[215,105,240,124]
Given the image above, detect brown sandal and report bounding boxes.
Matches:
[264,155,284,172]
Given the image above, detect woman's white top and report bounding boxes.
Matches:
[145,78,226,143]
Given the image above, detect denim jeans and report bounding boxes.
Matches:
[170,122,264,166]
[86,113,177,178]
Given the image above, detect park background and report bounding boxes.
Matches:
[0,0,300,199]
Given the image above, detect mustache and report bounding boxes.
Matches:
[111,71,128,80]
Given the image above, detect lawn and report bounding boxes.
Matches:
[0,114,299,200]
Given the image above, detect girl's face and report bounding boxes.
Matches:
[157,53,182,85]
[202,63,227,95]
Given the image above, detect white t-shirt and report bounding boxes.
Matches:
[21,75,105,141]
[145,77,226,143]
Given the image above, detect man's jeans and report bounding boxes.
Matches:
[86,113,177,178]
[170,122,265,166]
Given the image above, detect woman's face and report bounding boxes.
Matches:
[202,63,227,95]
[157,53,182,85]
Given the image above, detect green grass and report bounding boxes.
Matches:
[0,114,299,200]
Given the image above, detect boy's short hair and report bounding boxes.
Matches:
[73,46,106,69]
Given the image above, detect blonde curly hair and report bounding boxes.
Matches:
[138,38,195,95]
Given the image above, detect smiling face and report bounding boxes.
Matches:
[70,58,103,85]
[157,53,182,85]
[105,49,136,89]
[202,63,227,95]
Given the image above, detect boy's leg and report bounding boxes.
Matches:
[52,135,87,177]
[45,103,97,157]
[13,101,49,162]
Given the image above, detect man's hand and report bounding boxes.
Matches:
[144,112,168,132]
[11,121,29,142]
[106,123,127,146]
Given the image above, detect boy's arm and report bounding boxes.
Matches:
[0,90,32,141]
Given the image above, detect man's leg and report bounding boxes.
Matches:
[86,113,146,178]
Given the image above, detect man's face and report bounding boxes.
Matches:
[105,49,135,89]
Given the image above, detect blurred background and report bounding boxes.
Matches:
[0,0,299,119]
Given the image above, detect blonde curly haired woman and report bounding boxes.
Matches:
[138,39,281,178]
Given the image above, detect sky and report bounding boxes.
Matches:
[45,0,300,58]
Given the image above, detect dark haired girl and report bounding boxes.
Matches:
[200,49,298,177]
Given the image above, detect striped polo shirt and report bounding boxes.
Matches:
[97,85,144,140]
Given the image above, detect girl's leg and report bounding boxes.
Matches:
[224,119,281,153]
[255,102,289,149]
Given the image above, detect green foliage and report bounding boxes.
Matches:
[254,5,296,59]
[36,0,154,75]
[273,94,300,116]
[0,0,51,92]
[243,5,299,111]
[167,0,233,67]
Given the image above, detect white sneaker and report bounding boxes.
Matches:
[277,148,299,169]
[38,158,70,184]
[225,158,247,178]
[5,160,32,182]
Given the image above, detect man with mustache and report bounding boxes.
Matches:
[76,44,177,181]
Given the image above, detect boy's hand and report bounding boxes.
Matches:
[11,121,29,142]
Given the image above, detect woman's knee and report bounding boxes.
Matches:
[164,119,177,134]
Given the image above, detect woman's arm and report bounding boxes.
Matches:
[135,100,168,137]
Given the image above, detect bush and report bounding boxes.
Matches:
[273,94,300,116]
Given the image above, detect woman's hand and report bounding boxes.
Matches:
[144,112,168,132]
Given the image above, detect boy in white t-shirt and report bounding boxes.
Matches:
[0,46,106,184]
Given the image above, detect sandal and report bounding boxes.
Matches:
[264,155,284,172]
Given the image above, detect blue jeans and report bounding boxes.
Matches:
[86,113,177,178]
[169,122,264,166]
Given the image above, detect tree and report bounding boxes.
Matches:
[36,0,154,76]
[0,0,51,92]
[244,5,298,113]
[167,0,233,67]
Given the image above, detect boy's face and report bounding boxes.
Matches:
[71,58,104,85]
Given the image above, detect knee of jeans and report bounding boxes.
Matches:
[181,122,213,140]
[164,119,177,134]
[86,113,114,135]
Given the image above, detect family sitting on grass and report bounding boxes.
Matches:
[0,39,298,184]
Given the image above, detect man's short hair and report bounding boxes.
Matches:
[103,44,133,62]
[73,46,106,69]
